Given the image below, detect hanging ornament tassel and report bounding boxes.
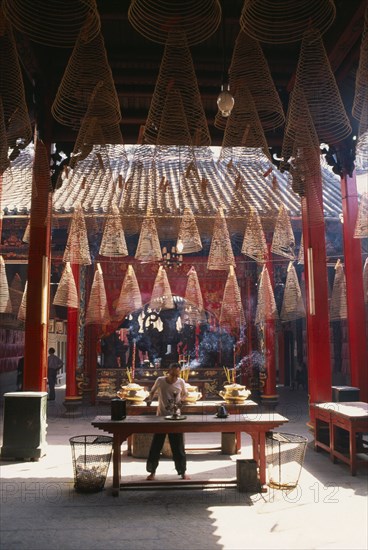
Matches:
[255,266,278,325]
[271,203,296,260]
[330,259,348,320]
[150,266,174,310]
[115,265,142,320]
[207,208,235,270]
[53,262,79,309]
[85,263,110,325]
[280,262,306,322]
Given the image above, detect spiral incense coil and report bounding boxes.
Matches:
[241,207,267,263]
[0,10,32,148]
[297,234,304,265]
[143,31,211,146]
[0,256,12,314]
[17,281,27,321]
[0,100,10,175]
[3,0,100,48]
[352,3,368,123]
[239,0,336,45]
[155,88,193,146]
[354,192,368,238]
[255,266,278,325]
[128,0,221,46]
[185,266,204,312]
[135,213,163,262]
[214,109,228,131]
[271,203,296,260]
[85,263,110,325]
[229,31,285,130]
[63,204,92,265]
[99,203,128,257]
[115,265,142,320]
[280,263,305,322]
[330,260,347,321]
[53,262,79,309]
[150,266,174,310]
[207,208,235,271]
[355,101,368,172]
[220,265,245,331]
[177,207,202,253]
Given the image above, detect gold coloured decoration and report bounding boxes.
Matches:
[135,211,162,263]
[85,263,110,325]
[150,266,174,310]
[207,208,235,271]
[63,204,92,265]
[99,203,128,257]
[177,207,202,254]
[53,262,79,309]
[220,265,245,331]
[115,265,142,320]
[292,29,351,144]
[0,255,12,313]
[241,207,267,263]
[354,192,368,238]
[17,281,27,321]
[271,203,295,260]
[363,258,368,304]
[3,0,100,48]
[0,9,32,148]
[280,262,306,322]
[330,259,347,321]
[128,0,221,46]
[52,27,121,130]
[143,31,211,146]
[240,0,336,44]
[229,31,285,130]
[255,266,278,325]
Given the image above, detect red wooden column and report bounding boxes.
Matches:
[340,171,368,401]
[23,140,52,391]
[63,263,82,415]
[301,194,332,413]
[262,245,278,403]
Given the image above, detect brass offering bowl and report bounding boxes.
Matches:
[182,383,202,403]
[117,383,149,403]
[219,383,251,404]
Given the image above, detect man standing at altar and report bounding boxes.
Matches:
[145,363,190,480]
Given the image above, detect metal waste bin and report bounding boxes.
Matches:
[70,435,113,493]
[266,432,308,489]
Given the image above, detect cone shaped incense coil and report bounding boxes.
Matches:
[241,208,267,263]
[177,207,202,253]
[150,266,174,310]
[255,266,278,324]
[184,266,203,312]
[99,203,128,256]
[280,263,306,322]
[297,234,304,265]
[135,214,162,263]
[63,205,91,265]
[0,255,12,313]
[330,260,347,321]
[271,203,295,260]
[85,263,110,325]
[354,192,368,238]
[17,281,28,321]
[220,265,245,330]
[207,208,235,271]
[352,3,368,124]
[53,262,79,309]
[115,265,142,319]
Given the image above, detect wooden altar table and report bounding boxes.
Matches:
[92,412,288,495]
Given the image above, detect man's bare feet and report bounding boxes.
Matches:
[181,473,190,480]
[146,473,156,481]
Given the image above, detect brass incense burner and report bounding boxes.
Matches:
[219,383,251,404]
[182,383,202,403]
[117,383,149,403]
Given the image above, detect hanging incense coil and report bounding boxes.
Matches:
[292,28,351,144]
[128,0,221,46]
[0,10,32,148]
[135,212,163,262]
[150,266,174,310]
[271,203,295,260]
[143,31,211,146]
[85,263,110,325]
[115,265,142,320]
[330,260,347,321]
[214,109,228,131]
[355,101,368,171]
[363,258,368,304]
[3,0,100,48]
[297,233,304,265]
[352,3,368,124]
[0,255,12,313]
[207,208,235,271]
[0,99,10,175]
[53,262,79,309]
[239,0,335,45]
[52,28,121,129]
[220,265,245,331]
[99,203,128,257]
[177,207,202,253]
[354,192,368,238]
[184,266,203,312]
[17,281,27,321]
[155,88,194,146]
[229,31,285,130]
[30,140,53,229]
[280,262,305,322]
[22,221,30,243]
[241,207,267,263]
[63,205,92,265]
[255,266,278,325]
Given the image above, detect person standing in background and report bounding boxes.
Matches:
[47,347,63,401]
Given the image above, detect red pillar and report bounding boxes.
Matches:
[23,140,52,391]
[262,245,277,401]
[340,171,368,401]
[65,264,80,400]
[301,195,332,411]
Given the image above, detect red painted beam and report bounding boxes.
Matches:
[65,264,80,399]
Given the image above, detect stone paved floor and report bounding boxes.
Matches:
[0,386,367,550]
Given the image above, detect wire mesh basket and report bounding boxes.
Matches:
[70,435,113,493]
[266,432,308,489]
